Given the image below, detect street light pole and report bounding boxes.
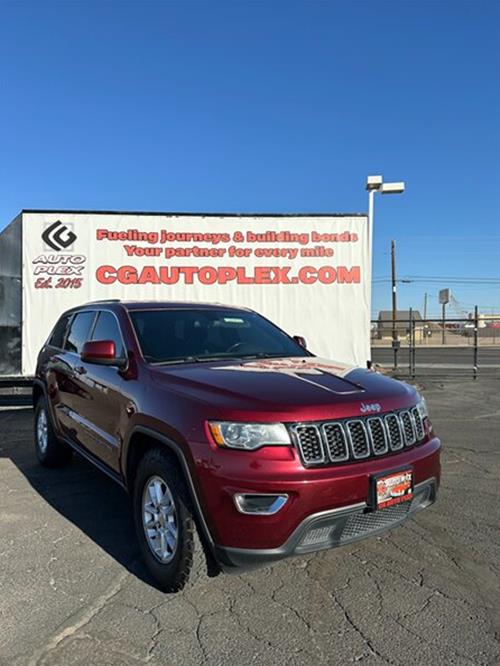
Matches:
[366,176,405,368]
[368,187,376,265]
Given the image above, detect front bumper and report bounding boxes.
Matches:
[192,435,441,554]
[215,477,437,570]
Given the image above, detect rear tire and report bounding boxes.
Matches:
[133,447,198,592]
[34,396,73,467]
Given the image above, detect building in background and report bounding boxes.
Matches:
[376,310,424,340]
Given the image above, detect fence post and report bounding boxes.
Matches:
[408,308,412,377]
[473,305,478,380]
[411,313,416,379]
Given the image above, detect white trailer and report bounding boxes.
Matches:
[0,210,370,376]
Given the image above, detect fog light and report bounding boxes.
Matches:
[233,493,288,515]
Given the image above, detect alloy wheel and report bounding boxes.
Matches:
[142,475,178,563]
[37,408,49,454]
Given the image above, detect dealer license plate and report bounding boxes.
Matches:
[375,470,413,509]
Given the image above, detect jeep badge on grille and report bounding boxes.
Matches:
[360,402,382,414]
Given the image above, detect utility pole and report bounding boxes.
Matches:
[423,292,429,344]
[391,240,400,368]
[391,241,397,340]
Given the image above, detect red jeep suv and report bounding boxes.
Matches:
[34,301,441,591]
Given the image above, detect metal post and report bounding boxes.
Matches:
[441,303,446,345]
[411,312,416,379]
[408,308,412,376]
[368,189,375,255]
[473,305,478,380]
[391,240,399,369]
[367,188,375,368]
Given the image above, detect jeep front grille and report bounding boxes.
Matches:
[293,425,324,464]
[411,407,425,440]
[346,420,370,459]
[367,417,388,455]
[322,423,349,462]
[291,408,426,467]
[401,411,416,446]
[384,413,404,451]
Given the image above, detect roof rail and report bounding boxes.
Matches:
[84,299,122,304]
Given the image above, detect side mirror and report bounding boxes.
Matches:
[81,340,124,367]
[293,335,307,349]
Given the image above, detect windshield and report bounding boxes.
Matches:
[129,308,309,364]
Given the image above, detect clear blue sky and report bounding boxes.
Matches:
[1,0,499,317]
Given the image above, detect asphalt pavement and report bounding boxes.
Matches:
[372,346,500,375]
[1,377,499,665]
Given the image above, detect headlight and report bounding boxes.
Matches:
[208,422,291,450]
[416,396,429,419]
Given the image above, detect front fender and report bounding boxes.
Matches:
[121,424,216,552]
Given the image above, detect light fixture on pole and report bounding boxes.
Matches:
[366,175,405,252]
[366,175,405,368]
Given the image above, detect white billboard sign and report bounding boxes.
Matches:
[21,212,370,375]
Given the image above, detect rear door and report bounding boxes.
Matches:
[42,312,73,428]
[52,310,97,444]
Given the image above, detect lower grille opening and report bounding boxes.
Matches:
[296,481,436,551]
[340,503,411,542]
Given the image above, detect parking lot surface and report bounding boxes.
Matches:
[1,378,499,665]
[372,347,500,374]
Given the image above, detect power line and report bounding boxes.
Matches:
[373,276,500,284]
[374,275,500,280]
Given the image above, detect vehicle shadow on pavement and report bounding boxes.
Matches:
[0,408,160,589]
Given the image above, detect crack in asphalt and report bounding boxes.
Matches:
[390,611,479,665]
[26,568,130,666]
[329,586,394,665]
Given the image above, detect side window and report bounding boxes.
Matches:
[48,314,71,349]
[64,312,96,354]
[91,311,126,359]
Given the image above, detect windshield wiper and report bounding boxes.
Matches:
[150,354,241,366]
[148,352,302,366]
[236,352,290,360]
[149,356,203,365]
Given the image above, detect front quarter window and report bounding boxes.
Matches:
[91,311,126,359]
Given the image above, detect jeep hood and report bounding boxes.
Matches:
[150,356,418,421]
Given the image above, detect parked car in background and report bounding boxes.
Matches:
[33,301,441,591]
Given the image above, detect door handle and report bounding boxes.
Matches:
[74,366,87,376]
[125,403,136,416]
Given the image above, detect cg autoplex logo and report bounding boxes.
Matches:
[42,221,77,251]
[360,402,382,414]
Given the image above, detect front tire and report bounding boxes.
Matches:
[34,396,73,467]
[133,447,196,592]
